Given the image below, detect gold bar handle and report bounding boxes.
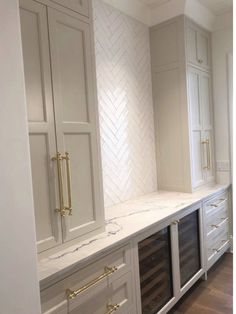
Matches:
[210,199,227,208]
[52,152,66,217]
[66,266,118,300]
[202,139,210,170]
[106,303,120,314]
[64,152,72,216]
[206,139,211,170]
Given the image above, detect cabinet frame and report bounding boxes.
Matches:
[132,202,205,314]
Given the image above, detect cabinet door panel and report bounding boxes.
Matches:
[197,31,210,69]
[51,0,89,17]
[188,69,201,129]
[200,72,213,130]
[187,25,198,66]
[138,227,173,314]
[20,0,62,252]
[178,211,201,287]
[48,8,104,242]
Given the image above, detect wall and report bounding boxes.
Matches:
[0,1,41,313]
[211,12,233,184]
[93,0,157,207]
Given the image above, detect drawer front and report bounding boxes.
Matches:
[51,0,89,17]
[69,272,134,314]
[41,245,131,313]
[207,220,229,261]
[204,192,228,235]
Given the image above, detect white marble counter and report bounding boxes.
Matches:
[38,184,229,290]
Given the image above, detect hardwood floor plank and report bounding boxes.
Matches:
[168,253,233,314]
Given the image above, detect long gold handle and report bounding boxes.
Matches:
[64,152,72,216]
[202,139,210,170]
[106,303,120,314]
[66,266,118,300]
[206,139,211,170]
[210,198,227,208]
[52,152,66,217]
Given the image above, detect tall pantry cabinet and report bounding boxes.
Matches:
[150,15,215,192]
[19,0,105,254]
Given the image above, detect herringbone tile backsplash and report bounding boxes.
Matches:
[93,0,157,207]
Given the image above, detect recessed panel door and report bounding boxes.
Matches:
[48,8,104,242]
[20,0,62,252]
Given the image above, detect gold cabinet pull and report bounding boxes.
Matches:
[202,139,211,170]
[64,152,72,216]
[66,266,118,300]
[106,303,120,314]
[210,198,227,208]
[52,152,66,217]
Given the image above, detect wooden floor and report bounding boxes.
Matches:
[168,253,233,314]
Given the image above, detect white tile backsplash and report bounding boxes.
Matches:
[93,0,157,207]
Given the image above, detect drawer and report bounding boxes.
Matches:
[51,0,89,17]
[207,220,229,260]
[41,244,131,313]
[69,272,134,314]
[204,192,228,234]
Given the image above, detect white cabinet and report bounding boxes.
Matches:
[150,16,215,192]
[20,0,105,254]
[186,20,211,70]
[188,67,215,189]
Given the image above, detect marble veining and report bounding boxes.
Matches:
[38,185,229,289]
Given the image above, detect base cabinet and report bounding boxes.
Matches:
[40,189,231,314]
[203,191,231,270]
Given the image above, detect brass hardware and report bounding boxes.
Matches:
[64,152,72,215]
[211,224,219,229]
[52,152,66,217]
[52,152,73,217]
[66,266,118,300]
[202,139,210,170]
[210,199,226,208]
[213,240,229,253]
[106,303,120,314]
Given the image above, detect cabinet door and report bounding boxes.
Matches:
[188,68,205,188]
[48,8,104,242]
[51,0,89,17]
[20,0,62,252]
[197,30,211,70]
[178,211,201,287]
[138,227,173,314]
[200,72,215,182]
[186,22,210,70]
[186,24,198,66]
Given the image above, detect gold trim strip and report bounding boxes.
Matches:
[105,303,120,314]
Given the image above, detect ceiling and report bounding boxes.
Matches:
[138,0,233,14]
[197,0,233,15]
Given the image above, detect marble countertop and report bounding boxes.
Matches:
[38,184,229,290]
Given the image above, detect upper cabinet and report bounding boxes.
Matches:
[51,0,89,17]
[150,16,215,192]
[186,20,211,71]
[20,0,105,254]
